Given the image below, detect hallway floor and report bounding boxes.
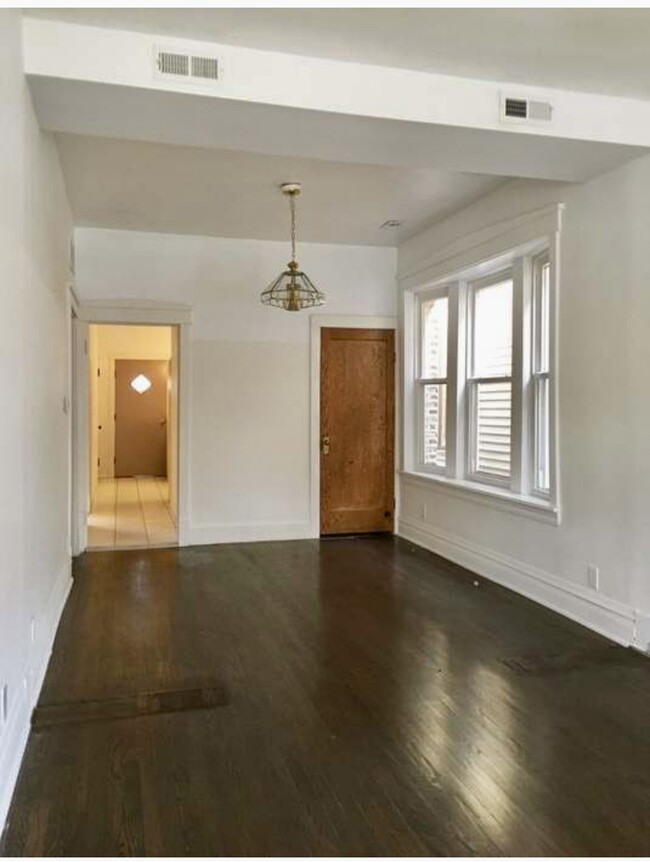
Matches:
[3,537,650,855]
[87,477,177,549]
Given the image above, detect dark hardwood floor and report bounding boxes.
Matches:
[3,536,650,856]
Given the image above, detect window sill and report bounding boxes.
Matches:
[399,470,561,525]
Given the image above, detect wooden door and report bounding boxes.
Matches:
[320,328,395,535]
[115,359,168,477]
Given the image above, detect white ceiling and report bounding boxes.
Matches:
[54,133,507,246]
[25,8,650,99]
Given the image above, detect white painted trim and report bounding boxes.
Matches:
[634,612,650,655]
[71,317,89,556]
[72,300,192,550]
[0,561,72,833]
[76,299,192,325]
[177,323,191,546]
[400,470,560,525]
[398,204,563,289]
[309,314,398,539]
[398,516,636,647]
[190,520,313,546]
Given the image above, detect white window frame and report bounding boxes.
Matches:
[405,233,559,522]
[414,286,449,474]
[530,251,552,499]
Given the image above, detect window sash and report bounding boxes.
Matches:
[466,270,515,487]
[466,377,513,487]
[415,288,450,473]
[417,380,447,472]
[530,251,552,498]
[532,372,550,494]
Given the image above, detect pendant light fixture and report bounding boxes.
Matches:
[261,182,326,312]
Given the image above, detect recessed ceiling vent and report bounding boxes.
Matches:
[155,47,219,83]
[501,94,553,124]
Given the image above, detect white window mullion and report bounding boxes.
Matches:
[511,256,532,494]
[446,281,465,479]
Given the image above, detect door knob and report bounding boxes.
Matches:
[321,434,330,455]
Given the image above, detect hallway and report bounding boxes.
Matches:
[87,477,177,549]
[3,537,650,856]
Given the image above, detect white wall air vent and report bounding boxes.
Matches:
[155,47,219,84]
[501,94,553,125]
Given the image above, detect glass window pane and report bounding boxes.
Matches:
[472,278,513,377]
[421,295,448,379]
[423,383,446,468]
[534,376,550,492]
[535,261,550,374]
[474,381,512,478]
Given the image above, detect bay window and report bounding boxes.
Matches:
[408,240,557,512]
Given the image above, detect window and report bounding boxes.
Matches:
[416,291,448,471]
[409,242,556,510]
[468,273,513,484]
[532,253,551,495]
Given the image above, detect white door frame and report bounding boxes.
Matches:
[71,300,192,552]
[309,313,398,539]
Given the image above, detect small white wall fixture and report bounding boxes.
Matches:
[309,313,398,538]
[72,300,192,550]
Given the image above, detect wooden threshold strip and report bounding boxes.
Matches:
[32,684,230,730]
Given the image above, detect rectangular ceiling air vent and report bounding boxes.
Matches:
[504,97,528,119]
[155,47,220,84]
[501,94,553,124]
[191,56,219,81]
[158,51,189,78]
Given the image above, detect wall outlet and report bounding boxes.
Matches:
[1,684,8,723]
[587,563,600,590]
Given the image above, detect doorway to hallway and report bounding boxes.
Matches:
[86,324,179,550]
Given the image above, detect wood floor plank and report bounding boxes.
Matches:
[3,537,650,856]
[31,684,230,729]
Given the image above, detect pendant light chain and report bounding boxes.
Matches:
[290,192,297,264]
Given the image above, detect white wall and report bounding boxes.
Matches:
[0,11,73,829]
[74,229,397,543]
[398,164,650,648]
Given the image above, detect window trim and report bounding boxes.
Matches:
[406,231,559,521]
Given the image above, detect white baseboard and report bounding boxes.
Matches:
[634,612,650,654]
[398,517,637,647]
[0,559,72,835]
[189,520,314,546]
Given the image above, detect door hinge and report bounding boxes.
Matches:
[97,368,100,377]
[97,458,100,467]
